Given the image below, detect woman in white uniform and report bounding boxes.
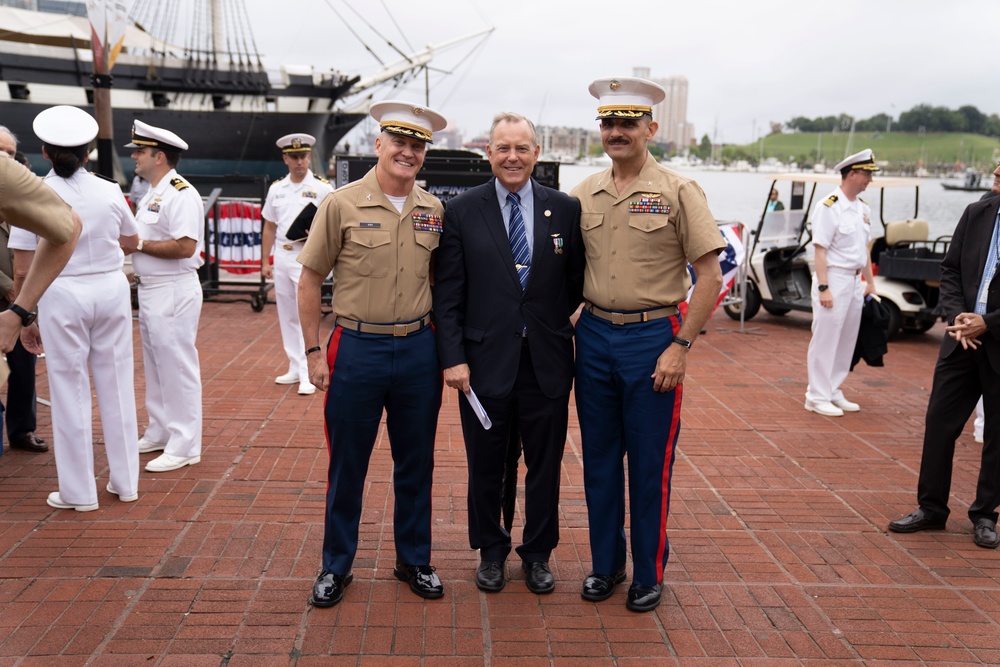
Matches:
[9,106,141,512]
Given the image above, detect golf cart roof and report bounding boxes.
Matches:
[771,173,922,189]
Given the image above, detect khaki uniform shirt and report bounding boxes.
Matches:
[570,152,725,310]
[0,156,74,245]
[297,167,443,323]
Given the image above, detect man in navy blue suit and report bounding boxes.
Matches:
[433,112,584,594]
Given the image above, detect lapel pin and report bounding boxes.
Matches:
[544,209,551,217]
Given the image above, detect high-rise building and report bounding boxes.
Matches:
[633,66,692,153]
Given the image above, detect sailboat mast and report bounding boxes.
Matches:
[211,0,224,59]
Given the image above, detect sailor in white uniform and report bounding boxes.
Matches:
[804,149,879,417]
[9,105,140,511]
[125,120,205,472]
[261,133,333,395]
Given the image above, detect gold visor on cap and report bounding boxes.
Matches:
[380,120,433,143]
[596,105,653,119]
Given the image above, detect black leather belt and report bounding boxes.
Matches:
[335,314,431,337]
[585,302,678,325]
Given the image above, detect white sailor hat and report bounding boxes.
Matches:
[834,148,880,173]
[124,119,189,152]
[370,100,447,144]
[33,105,98,147]
[277,133,316,154]
[589,77,666,120]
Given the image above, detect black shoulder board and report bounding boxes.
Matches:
[822,194,838,207]
[858,196,866,205]
[170,177,190,191]
[89,171,117,183]
[274,174,287,182]
[316,175,330,184]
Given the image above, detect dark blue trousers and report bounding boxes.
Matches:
[320,323,442,575]
[575,309,683,587]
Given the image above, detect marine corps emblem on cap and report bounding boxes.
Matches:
[833,148,881,174]
[370,100,447,144]
[589,76,667,120]
[276,133,315,154]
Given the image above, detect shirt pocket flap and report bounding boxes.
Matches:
[628,214,671,233]
[349,229,392,248]
[580,212,604,232]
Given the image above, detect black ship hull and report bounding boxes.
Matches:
[2,100,365,179]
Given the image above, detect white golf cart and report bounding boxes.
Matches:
[724,173,949,337]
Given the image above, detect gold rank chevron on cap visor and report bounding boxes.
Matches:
[282,146,311,154]
[380,120,433,143]
[596,105,653,120]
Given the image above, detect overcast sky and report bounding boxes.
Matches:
[240,0,998,145]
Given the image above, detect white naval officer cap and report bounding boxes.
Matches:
[834,148,880,174]
[589,77,667,120]
[124,119,189,152]
[33,105,98,147]
[276,133,316,154]
[369,100,447,144]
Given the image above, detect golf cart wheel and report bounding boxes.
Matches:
[883,300,902,339]
[723,282,761,321]
[762,303,791,316]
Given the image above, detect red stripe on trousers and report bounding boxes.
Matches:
[654,317,684,583]
[322,326,344,493]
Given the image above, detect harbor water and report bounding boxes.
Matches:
[558,164,990,240]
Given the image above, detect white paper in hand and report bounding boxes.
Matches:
[463,387,492,430]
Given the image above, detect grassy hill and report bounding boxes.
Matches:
[737,131,999,169]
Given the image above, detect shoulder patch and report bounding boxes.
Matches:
[88,171,117,184]
[823,194,838,207]
[170,176,190,191]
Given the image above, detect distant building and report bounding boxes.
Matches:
[633,66,693,153]
[537,125,596,161]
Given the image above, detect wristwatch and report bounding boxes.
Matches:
[818,284,829,292]
[136,239,145,253]
[8,303,37,326]
[672,336,693,349]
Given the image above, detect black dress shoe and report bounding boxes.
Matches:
[974,518,1000,549]
[476,560,506,592]
[10,433,48,452]
[581,567,626,601]
[522,561,554,594]
[626,582,662,612]
[394,562,444,599]
[888,508,947,533]
[309,571,353,607]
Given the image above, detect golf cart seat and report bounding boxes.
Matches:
[885,218,928,246]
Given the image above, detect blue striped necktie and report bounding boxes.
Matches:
[507,192,530,289]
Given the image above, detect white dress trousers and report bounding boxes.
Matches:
[40,272,139,505]
[137,272,203,457]
[806,266,864,403]
[273,242,308,378]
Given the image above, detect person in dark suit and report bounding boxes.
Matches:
[889,161,1000,548]
[433,111,584,594]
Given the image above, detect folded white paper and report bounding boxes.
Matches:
[463,387,492,430]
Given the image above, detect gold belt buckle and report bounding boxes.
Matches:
[393,323,409,337]
[282,243,293,251]
[611,312,626,325]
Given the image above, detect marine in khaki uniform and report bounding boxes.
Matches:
[570,77,725,612]
[298,100,447,607]
[260,133,333,395]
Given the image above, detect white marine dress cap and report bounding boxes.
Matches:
[589,77,667,120]
[370,100,447,143]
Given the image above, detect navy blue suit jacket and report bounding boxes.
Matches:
[433,177,584,399]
